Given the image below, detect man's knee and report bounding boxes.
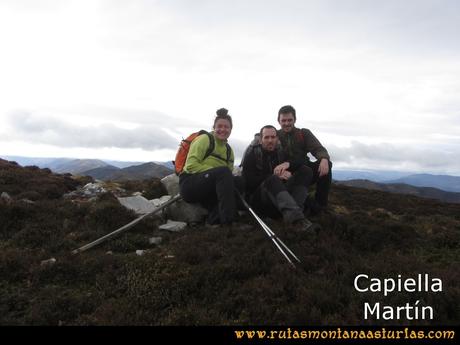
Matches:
[264,174,282,187]
[295,165,313,183]
[263,175,286,195]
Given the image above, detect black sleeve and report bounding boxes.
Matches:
[242,149,269,194]
[287,160,303,172]
[278,150,302,172]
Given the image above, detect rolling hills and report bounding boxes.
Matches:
[335,179,460,204]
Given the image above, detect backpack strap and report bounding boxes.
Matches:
[225,143,232,163]
[209,144,233,164]
[201,131,215,160]
[204,132,233,164]
[254,145,263,171]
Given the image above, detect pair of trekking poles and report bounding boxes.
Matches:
[235,191,301,268]
[72,192,301,268]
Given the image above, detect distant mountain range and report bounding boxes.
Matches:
[1,155,173,179]
[81,162,172,181]
[335,179,460,204]
[385,174,460,193]
[159,161,174,171]
[51,159,109,175]
[333,169,412,182]
[334,169,460,193]
[2,156,148,171]
[3,155,460,194]
[81,165,121,180]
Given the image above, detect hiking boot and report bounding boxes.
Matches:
[292,218,321,234]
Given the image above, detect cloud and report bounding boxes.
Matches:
[47,105,205,129]
[330,140,460,174]
[2,107,249,159]
[5,110,178,151]
[147,0,460,59]
[1,1,459,173]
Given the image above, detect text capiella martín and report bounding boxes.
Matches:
[354,274,443,321]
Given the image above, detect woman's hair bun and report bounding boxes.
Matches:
[216,108,228,116]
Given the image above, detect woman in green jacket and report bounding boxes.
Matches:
[179,108,237,225]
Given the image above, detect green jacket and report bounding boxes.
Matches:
[277,127,330,164]
[183,132,234,174]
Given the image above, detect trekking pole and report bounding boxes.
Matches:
[236,191,300,268]
[71,194,182,255]
[249,205,301,264]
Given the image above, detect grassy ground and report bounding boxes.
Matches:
[1,159,459,325]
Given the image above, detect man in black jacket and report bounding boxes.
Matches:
[277,105,332,215]
[242,125,320,233]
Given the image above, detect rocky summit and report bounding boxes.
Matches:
[0,158,459,325]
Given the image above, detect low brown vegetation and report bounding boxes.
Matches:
[1,159,459,325]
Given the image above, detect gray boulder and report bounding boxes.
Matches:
[117,195,157,215]
[161,173,208,223]
[161,174,180,196]
[167,200,208,223]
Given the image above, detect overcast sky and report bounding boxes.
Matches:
[1,0,459,174]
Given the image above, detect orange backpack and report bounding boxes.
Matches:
[174,130,232,175]
[174,130,214,175]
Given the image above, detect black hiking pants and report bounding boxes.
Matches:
[180,167,239,225]
[249,166,313,220]
[305,160,333,208]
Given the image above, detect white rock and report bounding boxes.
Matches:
[118,195,157,215]
[41,258,57,266]
[150,194,172,207]
[136,250,146,256]
[149,237,162,245]
[1,192,12,201]
[159,195,172,203]
[150,198,161,207]
[158,220,187,232]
